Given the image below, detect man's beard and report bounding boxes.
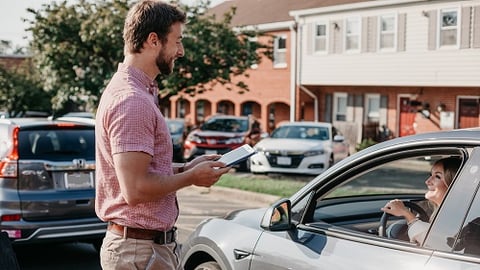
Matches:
[156,50,174,75]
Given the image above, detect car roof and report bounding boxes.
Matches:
[278,121,332,128]
[0,117,95,128]
[207,114,249,120]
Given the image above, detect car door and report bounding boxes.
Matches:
[250,146,472,270]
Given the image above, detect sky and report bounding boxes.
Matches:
[0,0,225,49]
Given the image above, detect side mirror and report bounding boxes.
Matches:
[261,198,292,231]
[333,135,345,142]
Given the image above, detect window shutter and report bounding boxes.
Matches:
[473,6,480,48]
[460,7,472,49]
[428,10,437,50]
[380,95,388,127]
[347,94,355,122]
[325,93,332,122]
[306,23,313,55]
[369,16,377,52]
[362,17,369,53]
[397,13,407,51]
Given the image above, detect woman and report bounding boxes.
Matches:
[381,156,462,244]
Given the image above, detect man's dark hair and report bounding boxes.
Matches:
[123,0,186,54]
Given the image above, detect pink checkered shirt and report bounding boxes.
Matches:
[95,63,177,231]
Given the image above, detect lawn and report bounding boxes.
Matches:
[216,172,310,198]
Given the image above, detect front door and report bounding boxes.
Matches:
[458,98,479,129]
[399,97,416,137]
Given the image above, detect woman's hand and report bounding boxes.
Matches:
[381,199,418,223]
[381,199,409,217]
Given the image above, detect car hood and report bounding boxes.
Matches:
[256,138,329,151]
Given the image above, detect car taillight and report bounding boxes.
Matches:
[0,127,19,178]
[1,214,21,222]
[0,160,17,178]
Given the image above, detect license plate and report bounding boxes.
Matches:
[277,156,291,165]
[205,150,217,155]
[64,172,94,189]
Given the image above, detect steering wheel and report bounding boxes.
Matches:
[379,201,429,238]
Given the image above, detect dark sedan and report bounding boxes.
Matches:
[180,128,480,270]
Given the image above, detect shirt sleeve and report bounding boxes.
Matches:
[408,220,430,244]
[107,93,157,156]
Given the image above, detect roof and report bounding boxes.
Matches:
[0,117,95,127]
[208,0,368,26]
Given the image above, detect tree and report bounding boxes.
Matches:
[0,63,52,117]
[26,0,268,113]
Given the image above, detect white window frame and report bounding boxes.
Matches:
[344,17,361,53]
[273,35,287,68]
[314,21,329,54]
[365,94,381,123]
[378,14,397,51]
[333,92,348,122]
[437,7,460,49]
[248,36,259,69]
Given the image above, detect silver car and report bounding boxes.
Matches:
[180,128,480,269]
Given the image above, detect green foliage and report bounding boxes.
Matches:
[0,64,52,117]
[27,0,127,113]
[356,138,377,152]
[26,0,268,113]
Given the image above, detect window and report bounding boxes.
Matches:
[345,17,361,52]
[379,14,396,50]
[334,93,347,121]
[439,8,459,47]
[314,22,328,53]
[365,94,380,123]
[273,35,287,68]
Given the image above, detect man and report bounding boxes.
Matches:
[95,1,231,269]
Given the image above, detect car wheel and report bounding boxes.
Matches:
[194,261,221,270]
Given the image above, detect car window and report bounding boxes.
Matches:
[301,147,467,240]
[201,118,248,132]
[271,126,330,140]
[324,157,431,199]
[18,128,94,160]
[425,147,480,255]
[167,121,184,135]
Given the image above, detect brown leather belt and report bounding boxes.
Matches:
[107,222,176,245]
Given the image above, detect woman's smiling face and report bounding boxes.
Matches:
[424,163,449,206]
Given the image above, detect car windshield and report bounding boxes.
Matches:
[18,128,95,160]
[201,118,249,132]
[271,125,330,140]
[167,121,184,135]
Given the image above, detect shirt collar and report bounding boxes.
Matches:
[118,63,159,96]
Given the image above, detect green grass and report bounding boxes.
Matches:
[215,173,308,197]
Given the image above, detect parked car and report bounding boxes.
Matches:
[0,118,105,250]
[166,118,186,162]
[250,121,349,175]
[180,128,480,270]
[183,115,263,170]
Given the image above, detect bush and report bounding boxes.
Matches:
[356,138,377,152]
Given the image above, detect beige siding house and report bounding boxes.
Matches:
[290,0,480,146]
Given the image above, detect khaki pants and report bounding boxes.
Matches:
[100,231,179,270]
